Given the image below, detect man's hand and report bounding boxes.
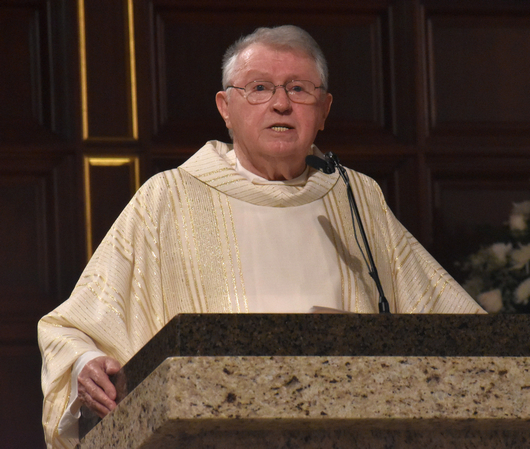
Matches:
[78,356,121,418]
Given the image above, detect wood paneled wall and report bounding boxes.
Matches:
[1,0,530,446]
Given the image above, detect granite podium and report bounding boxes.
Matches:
[79,314,530,448]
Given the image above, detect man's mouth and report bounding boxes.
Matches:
[270,126,293,132]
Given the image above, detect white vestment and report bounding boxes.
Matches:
[38,140,484,448]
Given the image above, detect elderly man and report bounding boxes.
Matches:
[38,25,483,448]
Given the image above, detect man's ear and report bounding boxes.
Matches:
[319,93,333,131]
[215,91,232,129]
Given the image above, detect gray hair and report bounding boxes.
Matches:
[222,25,329,90]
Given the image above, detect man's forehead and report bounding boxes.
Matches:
[233,44,318,82]
[238,43,312,65]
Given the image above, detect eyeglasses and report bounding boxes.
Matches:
[226,80,325,105]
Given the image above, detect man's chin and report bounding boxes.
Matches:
[260,141,307,159]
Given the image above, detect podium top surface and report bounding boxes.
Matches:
[120,313,530,395]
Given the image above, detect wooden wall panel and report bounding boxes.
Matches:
[0,2,55,142]
[0,346,45,449]
[0,153,78,448]
[0,175,48,297]
[0,0,76,143]
[0,0,78,445]
[425,7,530,143]
[80,0,137,140]
[0,154,79,343]
[0,5,43,121]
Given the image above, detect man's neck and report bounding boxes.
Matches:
[233,149,308,181]
[235,156,309,185]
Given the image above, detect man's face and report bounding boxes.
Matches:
[216,43,333,180]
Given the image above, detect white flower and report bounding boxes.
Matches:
[509,213,527,232]
[512,244,530,269]
[514,278,530,305]
[509,201,530,231]
[477,289,503,313]
[489,243,512,264]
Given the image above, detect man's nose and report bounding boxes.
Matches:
[271,86,292,111]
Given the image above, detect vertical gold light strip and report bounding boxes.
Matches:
[83,156,140,258]
[83,156,93,257]
[127,0,139,140]
[78,0,89,140]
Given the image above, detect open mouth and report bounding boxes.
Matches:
[270,126,293,132]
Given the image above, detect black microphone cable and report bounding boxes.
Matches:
[306,153,391,313]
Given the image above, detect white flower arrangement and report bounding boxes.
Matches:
[458,201,530,313]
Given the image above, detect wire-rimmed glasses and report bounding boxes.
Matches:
[226,80,325,105]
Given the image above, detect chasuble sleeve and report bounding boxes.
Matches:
[38,173,173,448]
[348,170,485,314]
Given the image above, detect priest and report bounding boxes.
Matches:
[38,25,484,448]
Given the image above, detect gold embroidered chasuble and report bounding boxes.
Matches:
[38,140,483,448]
